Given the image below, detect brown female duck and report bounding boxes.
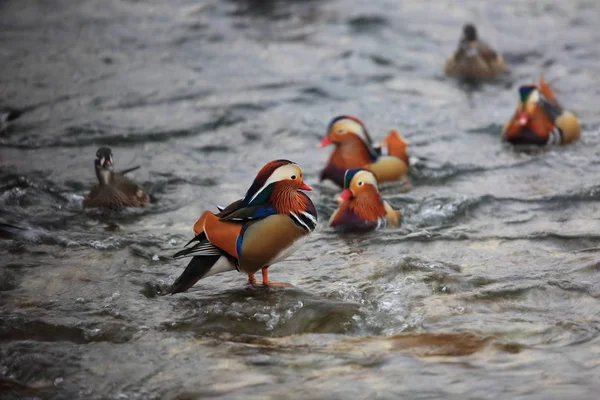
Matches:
[83,147,148,208]
[444,24,506,81]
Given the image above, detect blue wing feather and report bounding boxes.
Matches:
[220,205,277,221]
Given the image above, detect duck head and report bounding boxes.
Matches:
[515,85,541,127]
[318,115,373,148]
[94,147,114,185]
[242,160,312,207]
[338,168,380,203]
[459,23,479,57]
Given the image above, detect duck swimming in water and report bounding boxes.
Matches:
[329,168,401,233]
[318,116,410,188]
[171,159,317,293]
[444,24,506,81]
[83,147,148,208]
[503,75,580,146]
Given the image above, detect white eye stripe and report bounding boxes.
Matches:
[336,120,368,143]
[527,90,540,104]
[248,164,301,204]
[353,171,378,190]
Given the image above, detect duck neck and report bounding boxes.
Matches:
[95,166,113,186]
[349,188,386,220]
[330,136,374,169]
[270,185,310,215]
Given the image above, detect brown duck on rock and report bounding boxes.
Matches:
[83,147,148,208]
[444,24,506,81]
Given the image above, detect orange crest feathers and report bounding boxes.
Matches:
[243,159,293,205]
[349,185,387,221]
[382,130,409,164]
[270,186,311,215]
[539,74,557,103]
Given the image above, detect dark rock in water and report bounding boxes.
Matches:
[0,269,18,291]
[140,281,171,298]
[0,107,24,133]
[0,378,48,399]
[0,107,23,122]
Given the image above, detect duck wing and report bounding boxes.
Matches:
[119,166,141,175]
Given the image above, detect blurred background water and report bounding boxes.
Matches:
[1,0,600,399]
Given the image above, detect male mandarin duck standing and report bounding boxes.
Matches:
[83,147,148,208]
[318,115,409,187]
[444,24,506,81]
[329,168,401,233]
[503,75,580,146]
[171,160,317,293]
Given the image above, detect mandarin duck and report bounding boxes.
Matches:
[329,168,401,233]
[503,75,580,146]
[83,147,149,208]
[444,24,506,81]
[170,159,317,293]
[318,116,409,188]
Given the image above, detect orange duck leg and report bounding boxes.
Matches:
[261,267,291,287]
[247,273,258,285]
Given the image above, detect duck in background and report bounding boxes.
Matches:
[171,159,317,294]
[444,24,506,81]
[329,168,401,233]
[83,147,149,208]
[318,115,410,188]
[503,75,580,146]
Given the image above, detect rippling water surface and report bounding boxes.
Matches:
[2,0,600,399]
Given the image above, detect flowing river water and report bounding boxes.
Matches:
[1,0,600,399]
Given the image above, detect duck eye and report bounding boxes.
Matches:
[291,175,296,180]
[338,129,345,134]
[358,181,363,186]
